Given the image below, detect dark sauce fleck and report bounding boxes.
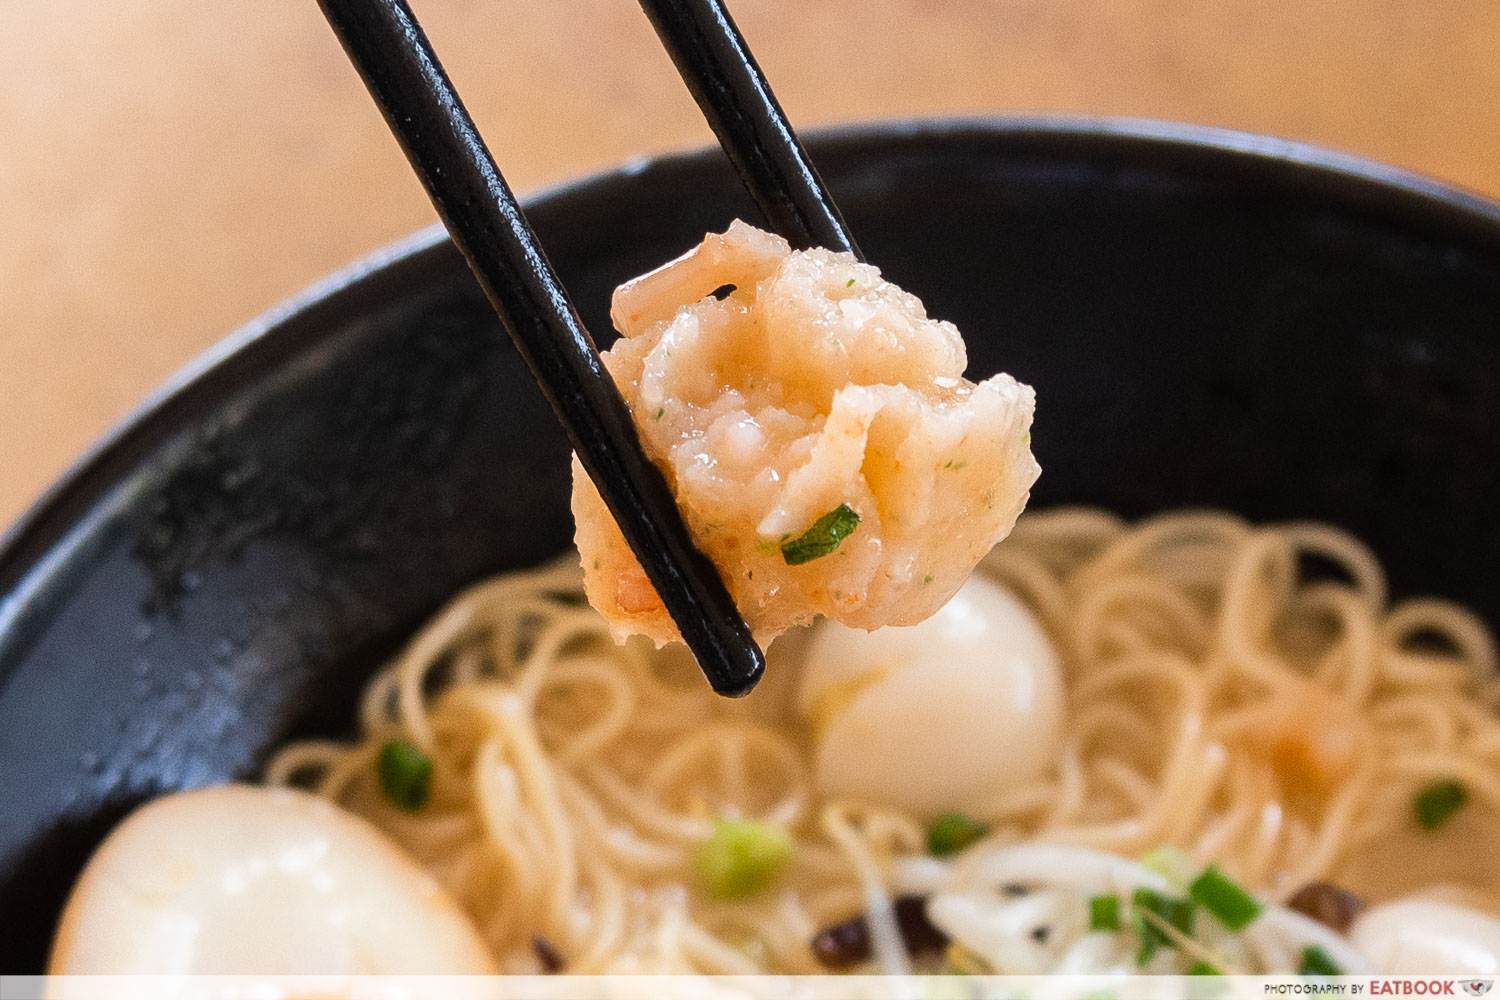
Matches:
[532,935,564,974]
[810,895,949,969]
[810,914,869,969]
[1287,882,1365,934]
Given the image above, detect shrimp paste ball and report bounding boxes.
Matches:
[572,221,1040,644]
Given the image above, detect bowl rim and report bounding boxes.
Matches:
[5,113,1500,599]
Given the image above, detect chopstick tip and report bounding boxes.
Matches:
[703,639,765,698]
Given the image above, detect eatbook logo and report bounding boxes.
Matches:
[1460,981,1494,997]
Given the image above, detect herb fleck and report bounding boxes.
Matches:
[1299,944,1342,976]
[1131,887,1196,966]
[926,813,987,856]
[780,504,861,565]
[1414,780,1466,830]
[1089,894,1120,931]
[1189,864,1262,931]
[695,819,791,899]
[378,739,432,812]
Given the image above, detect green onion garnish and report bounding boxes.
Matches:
[1135,888,1196,935]
[1133,910,1160,967]
[1188,961,1222,975]
[1413,780,1467,830]
[1140,845,1195,887]
[694,818,791,899]
[926,813,988,856]
[1299,944,1342,976]
[378,739,433,812]
[1089,894,1121,931]
[1189,864,1263,931]
[780,504,861,566]
[1132,888,1196,967]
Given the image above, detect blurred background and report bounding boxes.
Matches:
[3,0,1499,529]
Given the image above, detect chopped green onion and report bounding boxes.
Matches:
[1132,888,1196,967]
[378,739,432,812]
[1189,864,1263,931]
[845,277,857,288]
[1188,961,1222,975]
[780,504,861,565]
[1133,910,1160,967]
[926,813,988,856]
[1299,944,1342,976]
[1169,901,1196,935]
[1089,894,1121,931]
[1135,888,1196,934]
[695,819,791,899]
[1140,846,1195,888]
[1414,780,1467,830]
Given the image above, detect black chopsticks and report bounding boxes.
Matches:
[316,0,764,696]
[636,0,863,261]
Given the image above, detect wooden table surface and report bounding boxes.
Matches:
[4,0,1499,529]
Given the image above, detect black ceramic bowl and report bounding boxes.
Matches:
[4,117,1500,972]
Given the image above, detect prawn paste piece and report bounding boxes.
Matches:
[571,221,1039,644]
